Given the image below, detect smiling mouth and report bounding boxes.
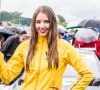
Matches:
[39,29,48,33]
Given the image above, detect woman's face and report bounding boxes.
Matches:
[35,12,50,37]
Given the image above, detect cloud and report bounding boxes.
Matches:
[1,0,100,21]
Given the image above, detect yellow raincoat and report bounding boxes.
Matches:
[0,35,93,90]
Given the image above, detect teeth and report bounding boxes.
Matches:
[40,30,46,32]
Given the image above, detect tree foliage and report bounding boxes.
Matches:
[20,17,31,26]
[0,11,31,26]
[57,15,65,23]
[57,15,67,27]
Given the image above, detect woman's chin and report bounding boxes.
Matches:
[39,33,48,37]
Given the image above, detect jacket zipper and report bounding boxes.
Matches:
[34,42,43,90]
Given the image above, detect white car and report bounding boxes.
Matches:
[62,48,100,90]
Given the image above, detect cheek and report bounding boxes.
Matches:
[35,24,39,32]
[45,24,50,28]
[35,24,39,29]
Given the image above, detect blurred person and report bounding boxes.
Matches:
[5,26,21,36]
[58,32,64,39]
[0,35,5,47]
[62,32,71,43]
[72,30,78,45]
[0,5,93,90]
[1,34,29,62]
[0,34,29,85]
[19,30,27,35]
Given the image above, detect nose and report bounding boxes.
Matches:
[40,22,45,28]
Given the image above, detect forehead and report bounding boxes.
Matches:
[36,12,49,20]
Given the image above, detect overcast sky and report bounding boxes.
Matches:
[1,0,100,22]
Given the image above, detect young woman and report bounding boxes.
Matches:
[0,5,93,90]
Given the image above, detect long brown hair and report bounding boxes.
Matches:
[26,5,59,71]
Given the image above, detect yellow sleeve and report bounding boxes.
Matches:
[63,43,94,90]
[0,43,24,84]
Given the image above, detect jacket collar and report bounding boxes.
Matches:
[37,34,47,43]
